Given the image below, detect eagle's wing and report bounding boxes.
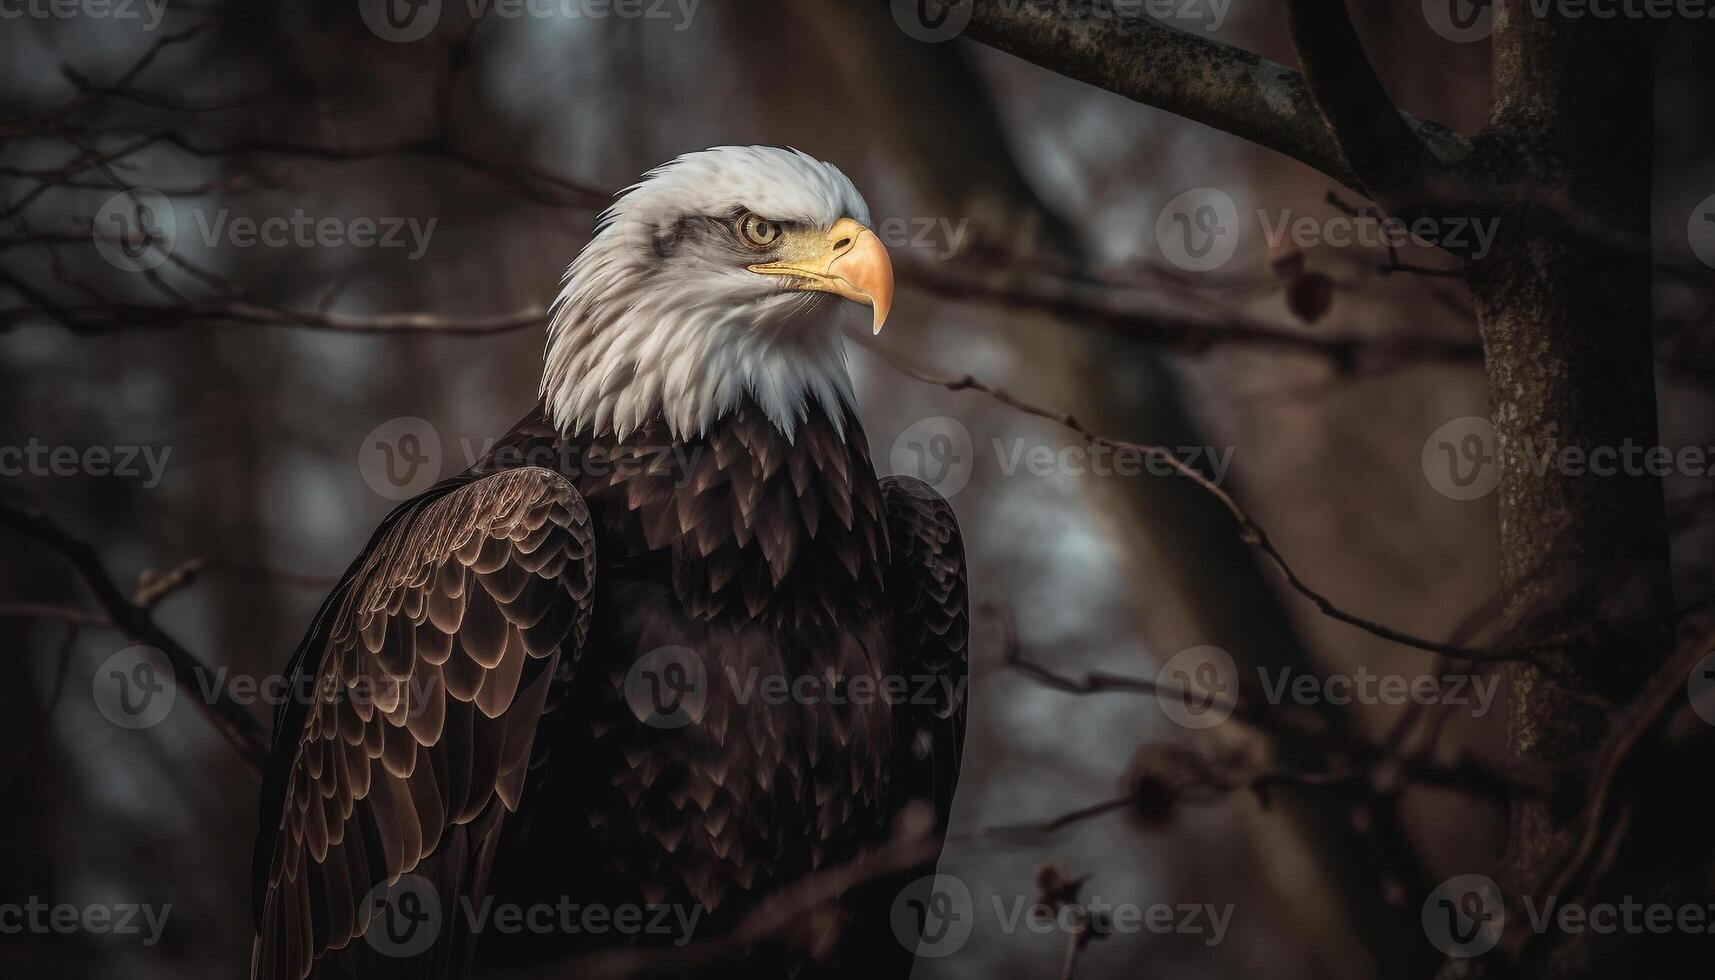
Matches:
[251,467,595,980]
[832,475,968,980]
[880,475,969,828]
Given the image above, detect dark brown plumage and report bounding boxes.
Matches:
[252,399,967,979]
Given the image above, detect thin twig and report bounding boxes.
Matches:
[861,339,1529,664]
[0,497,267,772]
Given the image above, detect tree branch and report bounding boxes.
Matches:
[855,338,1526,663]
[1282,0,1442,210]
[0,497,268,772]
[940,0,1469,194]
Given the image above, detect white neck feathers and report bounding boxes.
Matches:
[539,225,855,443]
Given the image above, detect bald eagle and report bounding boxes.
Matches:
[251,146,968,979]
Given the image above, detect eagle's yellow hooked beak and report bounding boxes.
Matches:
[747,217,894,334]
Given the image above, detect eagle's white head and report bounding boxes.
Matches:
[541,146,894,442]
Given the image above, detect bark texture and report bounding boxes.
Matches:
[1468,8,1668,978]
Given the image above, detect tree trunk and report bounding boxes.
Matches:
[1466,8,1668,976]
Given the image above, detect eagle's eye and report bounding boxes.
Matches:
[738,213,782,248]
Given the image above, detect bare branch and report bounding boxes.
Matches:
[0,497,268,772]
[895,250,1480,371]
[0,295,548,336]
[941,0,1469,194]
[859,340,1526,663]
[0,602,111,627]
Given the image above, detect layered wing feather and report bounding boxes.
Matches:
[252,467,595,980]
[834,475,969,980]
[879,475,968,829]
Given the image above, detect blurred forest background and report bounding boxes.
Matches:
[2,1,1714,978]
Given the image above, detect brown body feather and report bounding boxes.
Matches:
[252,401,966,979]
